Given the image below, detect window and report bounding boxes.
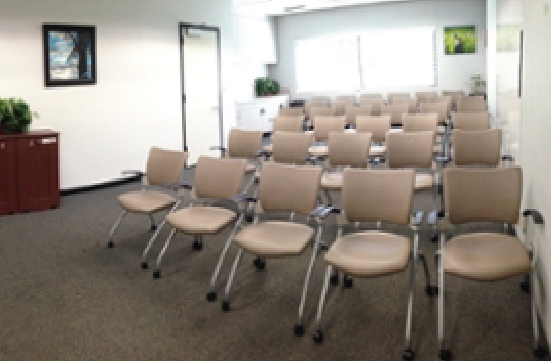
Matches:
[294,28,436,93]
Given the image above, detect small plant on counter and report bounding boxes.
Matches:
[0,98,38,134]
[254,77,280,97]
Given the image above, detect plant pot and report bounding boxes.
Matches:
[0,123,5,135]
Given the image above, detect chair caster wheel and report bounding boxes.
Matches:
[403,348,415,361]
[192,240,203,251]
[534,347,548,358]
[206,291,217,302]
[150,225,157,231]
[430,234,439,243]
[330,274,339,286]
[153,270,161,279]
[254,258,265,271]
[222,301,231,312]
[141,262,148,270]
[313,330,324,344]
[343,276,353,288]
[293,324,305,337]
[107,240,114,248]
[520,280,530,294]
[439,349,452,361]
[426,285,439,297]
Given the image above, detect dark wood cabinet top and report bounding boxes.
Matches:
[0,131,59,140]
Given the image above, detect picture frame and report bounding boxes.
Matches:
[43,24,97,87]
[444,26,477,55]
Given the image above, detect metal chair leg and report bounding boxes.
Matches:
[531,256,548,358]
[148,214,156,231]
[295,226,323,336]
[313,265,332,344]
[107,210,127,248]
[222,248,244,312]
[404,252,416,358]
[323,189,333,207]
[419,252,437,297]
[207,215,244,302]
[242,175,256,194]
[153,228,177,279]
[142,200,182,268]
[438,232,452,360]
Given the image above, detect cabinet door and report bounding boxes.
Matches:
[0,139,18,215]
[16,135,60,212]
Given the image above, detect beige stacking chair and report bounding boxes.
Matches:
[452,111,491,130]
[457,96,487,112]
[420,101,449,125]
[393,97,419,113]
[416,91,438,101]
[147,157,248,280]
[388,92,411,104]
[108,147,189,250]
[279,106,304,117]
[435,167,546,361]
[381,103,411,126]
[452,129,503,167]
[309,116,346,157]
[305,103,331,121]
[334,95,356,116]
[356,115,391,161]
[262,116,304,154]
[316,132,372,206]
[344,104,373,127]
[403,113,445,156]
[221,162,335,339]
[210,128,263,192]
[311,96,332,105]
[312,168,435,361]
[359,95,385,116]
[442,91,465,109]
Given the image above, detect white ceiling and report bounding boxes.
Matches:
[232,0,415,17]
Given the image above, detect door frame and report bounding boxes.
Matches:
[179,22,223,152]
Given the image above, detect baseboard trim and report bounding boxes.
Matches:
[61,176,141,196]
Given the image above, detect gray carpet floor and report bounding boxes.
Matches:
[0,174,546,361]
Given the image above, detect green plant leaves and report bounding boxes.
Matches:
[0,98,35,134]
[254,77,280,97]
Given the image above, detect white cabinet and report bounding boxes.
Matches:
[236,95,289,132]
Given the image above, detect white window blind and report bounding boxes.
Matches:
[294,28,436,93]
[295,35,360,93]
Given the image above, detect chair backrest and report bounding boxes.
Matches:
[452,129,502,166]
[313,116,346,142]
[420,96,453,113]
[328,132,372,167]
[342,168,415,225]
[194,156,247,200]
[388,93,411,104]
[305,103,329,118]
[419,101,449,124]
[259,162,322,216]
[386,131,434,169]
[403,113,438,132]
[356,115,391,143]
[452,111,491,130]
[416,91,438,100]
[279,107,304,117]
[309,106,335,120]
[392,98,418,112]
[444,167,522,224]
[272,131,313,164]
[359,97,385,116]
[381,103,411,125]
[334,98,356,116]
[335,95,356,104]
[442,91,465,107]
[310,96,332,106]
[146,147,189,187]
[227,129,263,160]
[457,97,487,112]
[272,116,303,132]
[360,93,384,102]
[345,104,373,125]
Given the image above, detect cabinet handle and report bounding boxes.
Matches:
[0,143,4,149]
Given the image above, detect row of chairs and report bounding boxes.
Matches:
[107,127,545,360]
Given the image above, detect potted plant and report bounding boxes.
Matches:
[0,98,37,134]
[254,77,280,97]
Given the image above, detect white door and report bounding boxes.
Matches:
[182,28,221,165]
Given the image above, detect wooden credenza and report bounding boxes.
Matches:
[0,131,60,216]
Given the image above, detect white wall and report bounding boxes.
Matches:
[270,0,487,97]
[0,0,239,190]
[521,0,551,340]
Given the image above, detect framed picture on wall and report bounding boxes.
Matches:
[43,24,96,87]
[444,26,477,55]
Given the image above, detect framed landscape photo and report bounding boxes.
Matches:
[444,26,477,55]
[43,24,96,87]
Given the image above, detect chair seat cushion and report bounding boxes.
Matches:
[118,190,176,214]
[166,206,237,234]
[443,233,531,281]
[325,231,411,277]
[370,145,387,157]
[321,172,343,190]
[235,221,315,258]
[415,173,433,190]
[309,145,329,157]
